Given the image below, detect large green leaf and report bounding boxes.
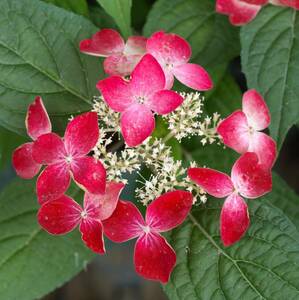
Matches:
[0,0,104,135]
[143,0,240,69]
[43,0,89,17]
[205,72,242,117]
[0,126,26,169]
[165,195,299,300]
[97,0,132,38]
[241,6,299,150]
[0,179,94,300]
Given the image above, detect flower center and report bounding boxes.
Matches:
[136,96,146,104]
[65,155,73,164]
[248,126,255,135]
[141,225,151,234]
[165,62,173,69]
[81,210,88,219]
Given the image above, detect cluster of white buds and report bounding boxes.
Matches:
[92,96,120,132]
[92,92,221,204]
[163,92,221,144]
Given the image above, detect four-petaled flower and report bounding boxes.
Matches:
[32,112,106,204]
[97,54,184,146]
[216,0,299,26]
[80,28,147,76]
[12,96,51,179]
[217,89,276,169]
[38,182,124,253]
[188,152,272,246]
[102,190,193,283]
[146,31,213,90]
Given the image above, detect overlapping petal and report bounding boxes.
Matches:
[37,163,70,204]
[147,90,183,115]
[64,112,99,156]
[71,156,106,195]
[38,195,82,234]
[130,54,165,97]
[173,63,213,91]
[242,89,270,131]
[217,111,250,153]
[103,54,142,77]
[271,0,299,9]
[97,76,133,112]
[79,219,105,254]
[249,132,276,169]
[79,29,125,57]
[120,104,155,147]
[103,200,145,242]
[188,168,234,198]
[146,31,191,65]
[26,96,51,140]
[146,190,193,232]
[220,193,250,246]
[134,233,176,283]
[12,143,41,179]
[216,0,262,26]
[124,36,147,55]
[231,152,272,199]
[32,133,66,165]
[84,181,125,221]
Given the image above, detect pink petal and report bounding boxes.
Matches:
[146,31,191,66]
[130,54,165,97]
[242,0,268,3]
[146,190,193,232]
[71,156,106,195]
[120,104,155,147]
[32,133,66,165]
[163,69,175,90]
[271,0,299,9]
[134,232,176,284]
[102,200,145,242]
[249,132,277,169]
[103,54,143,76]
[173,63,213,91]
[124,36,147,55]
[220,193,250,246]
[79,28,125,57]
[37,163,71,204]
[96,76,133,112]
[231,152,272,199]
[64,112,99,157]
[242,89,271,131]
[188,168,234,198]
[217,111,250,153]
[12,143,41,179]
[84,181,125,221]
[147,90,183,115]
[216,0,262,26]
[37,195,82,234]
[79,219,105,254]
[26,96,51,141]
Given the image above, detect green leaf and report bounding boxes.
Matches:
[143,0,240,69]
[0,0,104,135]
[241,6,299,150]
[164,196,299,300]
[89,5,118,29]
[43,0,89,17]
[0,179,94,300]
[205,73,242,117]
[97,0,132,38]
[0,126,26,169]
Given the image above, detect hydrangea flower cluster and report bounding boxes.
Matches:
[12,28,275,283]
[216,0,299,25]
